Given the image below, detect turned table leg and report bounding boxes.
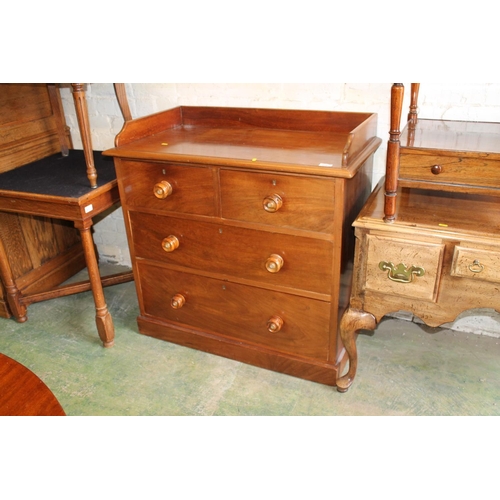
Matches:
[76,222,115,347]
[336,307,376,393]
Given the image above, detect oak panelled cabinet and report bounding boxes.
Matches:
[0,84,85,319]
[104,106,381,387]
[337,84,500,392]
[0,83,134,347]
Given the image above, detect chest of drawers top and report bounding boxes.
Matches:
[104,106,380,178]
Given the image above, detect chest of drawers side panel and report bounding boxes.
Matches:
[328,157,374,363]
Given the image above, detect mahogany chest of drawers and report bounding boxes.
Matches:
[105,106,381,387]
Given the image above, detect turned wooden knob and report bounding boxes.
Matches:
[263,194,283,213]
[267,316,284,333]
[431,165,443,175]
[265,254,284,273]
[154,180,173,199]
[161,235,179,252]
[171,294,186,309]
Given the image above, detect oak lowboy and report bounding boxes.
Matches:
[339,83,500,391]
[105,106,381,386]
[338,180,500,391]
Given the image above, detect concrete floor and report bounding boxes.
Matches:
[1,265,500,416]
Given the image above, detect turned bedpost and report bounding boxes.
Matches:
[71,83,97,188]
[384,83,404,223]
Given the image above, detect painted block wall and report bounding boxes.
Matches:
[58,83,500,337]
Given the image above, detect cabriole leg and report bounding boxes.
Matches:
[337,308,376,393]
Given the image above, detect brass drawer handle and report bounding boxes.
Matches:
[154,180,173,199]
[161,235,180,252]
[431,165,443,175]
[267,315,284,333]
[170,294,186,309]
[379,261,425,283]
[263,194,283,213]
[265,254,284,273]
[468,260,484,273]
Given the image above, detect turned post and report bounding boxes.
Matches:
[71,83,97,188]
[408,83,420,124]
[384,83,404,223]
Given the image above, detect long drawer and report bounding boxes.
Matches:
[129,211,334,295]
[220,169,336,233]
[399,153,500,189]
[117,160,217,216]
[137,262,331,360]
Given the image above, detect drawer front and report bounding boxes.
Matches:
[364,234,445,302]
[220,169,336,233]
[130,212,333,295]
[451,246,500,283]
[117,160,216,216]
[137,262,330,359]
[399,153,500,188]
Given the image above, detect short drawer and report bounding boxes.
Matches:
[364,234,445,302]
[137,262,330,360]
[220,169,336,233]
[130,212,334,295]
[451,246,500,284]
[399,153,500,189]
[116,160,216,216]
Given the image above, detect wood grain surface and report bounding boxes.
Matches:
[0,353,65,416]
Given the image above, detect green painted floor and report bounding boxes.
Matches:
[1,265,500,416]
